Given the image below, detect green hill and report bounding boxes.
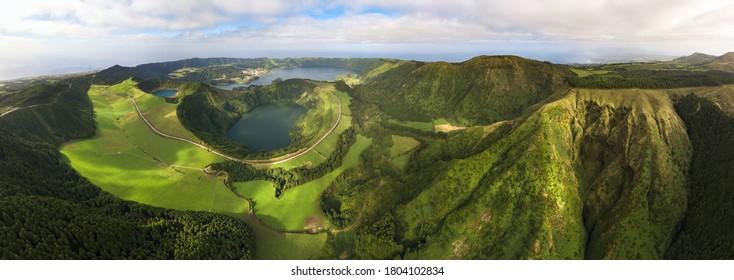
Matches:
[704,52,734,72]
[339,86,690,259]
[673,52,717,65]
[93,57,385,85]
[354,56,575,126]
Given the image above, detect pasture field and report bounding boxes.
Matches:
[387,119,434,132]
[389,135,420,157]
[62,84,227,207]
[389,135,420,170]
[61,82,327,259]
[134,93,201,141]
[569,68,610,78]
[234,135,372,231]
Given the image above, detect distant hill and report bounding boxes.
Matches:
[355,55,574,126]
[92,57,385,85]
[673,52,717,65]
[92,58,278,85]
[705,52,734,72]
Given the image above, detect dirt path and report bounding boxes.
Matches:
[129,91,342,166]
[0,107,19,117]
[0,82,73,118]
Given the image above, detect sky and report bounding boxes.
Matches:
[1,0,733,80]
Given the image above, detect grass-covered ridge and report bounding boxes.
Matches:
[319,85,693,259]
[92,57,386,86]
[355,55,574,126]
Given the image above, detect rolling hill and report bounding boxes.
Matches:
[704,52,734,72]
[673,52,717,65]
[3,54,734,260]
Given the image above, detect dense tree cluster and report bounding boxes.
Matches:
[319,169,366,228]
[1,195,254,259]
[570,69,734,89]
[666,95,734,259]
[295,57,389,73]
[0,77,95,145]
[353,214,403,259]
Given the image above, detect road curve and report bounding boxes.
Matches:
[0,107,19,118]
[129,90,343,166]
[0,83,74,118]
[130,91,346,234]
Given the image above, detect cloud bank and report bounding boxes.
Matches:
[1,0,732,79]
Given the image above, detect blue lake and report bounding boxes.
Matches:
[226,103,306,152]
[215,67,356,90]
[152,89,178,97]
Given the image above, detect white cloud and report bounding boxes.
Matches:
[0,0,320,38]
[0,0,733,79]
[232,14,495,44]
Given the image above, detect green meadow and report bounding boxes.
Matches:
[235,135,372,231]
[389,135,421,170]
[569,68,610,78]
[61,82,328,259]
[135,93,201,141]
[387,119,435,132]
[271,88,354,169]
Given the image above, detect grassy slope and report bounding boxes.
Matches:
[234,135,372,231]
[61,82,325,260]
[401,88,690,259]
[290,84,338,152]
[387,119,434,132]
[271,88,354,169]
[569,68,610,78]
[703,52,734,72]
[389,135,421,170]
[571,89,690,259]
[61,85,231,211]
[135,93,201,141]
[357,56,574,126]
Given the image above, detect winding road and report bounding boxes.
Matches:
[130,90,351,234]
[0,107,19,117]
[3,80,354,235]
[2,78,353,235]
[129,90,342,166]
[0,83,73,118]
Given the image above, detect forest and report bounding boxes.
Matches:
[570,69,734,89]
[666,95,734,258]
